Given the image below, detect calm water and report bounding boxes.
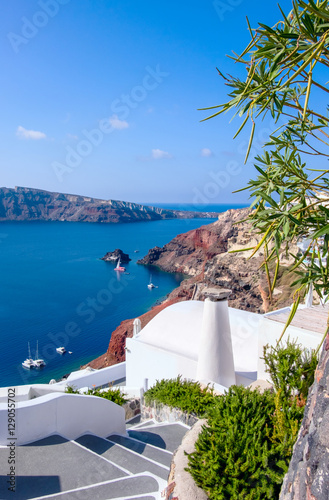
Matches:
[0,216,220,387]
[0,204,245,387]
[152,202,249,212]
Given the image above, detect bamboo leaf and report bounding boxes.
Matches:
[312,224,329,238]
[245,121,256,164]
[233,114,249,139]
[278,38,326,92]
[290,246,311,272]
[287,213,302,225]
[200,109,224,122]
[271,257,280,293]
[248,226,272,259]
[255,191,279,209]
[258,23,277,34]
[276,296,301,344]
[228,247,254,254]
[299,0,329,21]
[303,70,313,121]
[278,3,292,26]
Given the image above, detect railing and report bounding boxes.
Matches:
[55,362,127,390]
[0,392,126,446]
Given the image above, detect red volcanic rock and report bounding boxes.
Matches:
[137,208,249,276]
[84,207,298,370]
[138,207,298,313]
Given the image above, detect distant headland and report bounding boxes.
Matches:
[0,186,219,223]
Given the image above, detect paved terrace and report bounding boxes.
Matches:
[266,304,329,334]
[0,421,189,500]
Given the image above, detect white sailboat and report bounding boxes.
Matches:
[22,342,35,369]
[33,341,46,368]
[147,275,155,289]
[114,258,126,272]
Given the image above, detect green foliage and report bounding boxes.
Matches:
[87,386,128,405]
[270,388,303,458]
[186,340,318,498]
[187,386,287,500]
[262,339,317,457]
[144,375,216,417]
[65,384,80,394]
[65,384,127,406]
[201,0,329,335]
[263,338,318,400]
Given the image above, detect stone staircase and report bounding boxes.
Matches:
[0,420,190,500]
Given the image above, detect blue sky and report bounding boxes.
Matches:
[1,0,293,204]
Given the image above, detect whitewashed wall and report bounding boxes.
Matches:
[126,338,198,389]
[0,392,125,446]
[55,362,126,390]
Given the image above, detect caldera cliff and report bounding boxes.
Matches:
[0,186,218,223]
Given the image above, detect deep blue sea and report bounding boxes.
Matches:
[151,202,249,213]
[0,204,247,387]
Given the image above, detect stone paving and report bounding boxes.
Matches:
[0,421,189,500]
[128,423,190,453]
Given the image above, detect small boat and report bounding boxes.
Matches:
[33,341,46,368]
[22,342,35,369]
[56,346,66,354]
[147,275,155,289]
[134,250,139,253]
[114,258,126,272]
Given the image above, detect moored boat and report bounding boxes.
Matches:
[22,342,35,369]
[33,341,46,368]
[147,275,155,289]
[114,258,126,272]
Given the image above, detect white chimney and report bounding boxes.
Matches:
[196,288,236,387]
[133,318,142,337]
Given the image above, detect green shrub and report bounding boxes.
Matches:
[186,340,317,498]
[144,375,216,417]
[270,388,303,458]
[262,339,316,457]
[65,384,80,394]
[87,386,128,406]
[65,384,127,406]
[262,339,318,401]
[187,386,287,500]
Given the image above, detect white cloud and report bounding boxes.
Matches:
[16,126,47,140]
[109,114,129,130]
[201,148,213,157]
[152,149,173,160]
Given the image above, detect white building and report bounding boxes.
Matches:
[0,287,326,446]
[126,287,325,392]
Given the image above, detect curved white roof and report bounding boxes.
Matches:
[136,300,261,371]
[136,301,203,361]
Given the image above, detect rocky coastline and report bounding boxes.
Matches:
[0,186,219,223]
